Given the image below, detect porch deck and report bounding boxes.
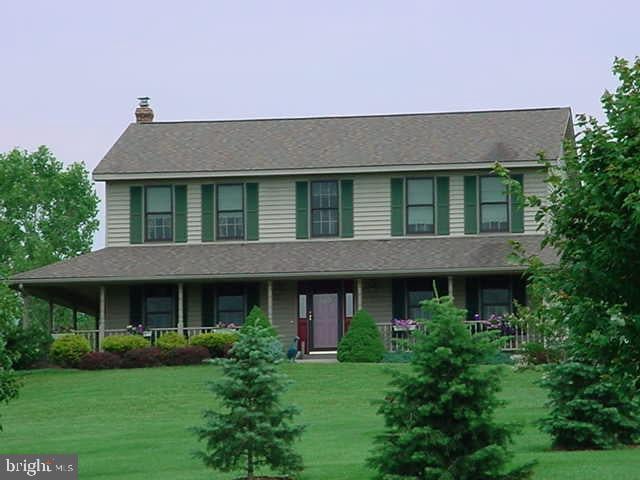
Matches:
[70,320,540,353]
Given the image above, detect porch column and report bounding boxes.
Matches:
[448,276,454,300]
[177,283,184,334]
[267,280,273,323]
[356,278,363,311]
[98,286,106,351]
[21,288,30,329]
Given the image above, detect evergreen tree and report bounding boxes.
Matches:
[369,297,533,480]
[193,325,304,479]
[0,336,19,431]
[241,305,278,337]
[337,309,385,363]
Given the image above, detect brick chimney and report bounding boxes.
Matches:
[135,97,154,123]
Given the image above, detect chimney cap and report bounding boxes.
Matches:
[137,96,150,107]
[135,97,154,123]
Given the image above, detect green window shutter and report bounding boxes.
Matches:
[390,178,404,236]
[174,185,187,243]
[464,176,478,234]
[340,179,354,238]
[246,283,260,313]
[436,176,450,235]
[246,182,259,241]
[129,186,143,244]
[465,277,479,320]
[391,279,406,319]
[201,284,214,327]
[129,285,143,326]
[511,174,525,233]
[201,184,215,242]
[295,181,309,239]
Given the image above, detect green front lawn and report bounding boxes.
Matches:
[2,364,638,479]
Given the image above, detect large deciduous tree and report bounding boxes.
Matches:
[496,57,640,449]
[0,146,99,364]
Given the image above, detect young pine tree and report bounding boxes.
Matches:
[369,296,533,480]
[193,325,304,480]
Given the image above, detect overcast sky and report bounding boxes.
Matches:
[1,0,638,250]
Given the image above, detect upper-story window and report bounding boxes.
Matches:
[145,186,173,241]
[406,178,435,234]
[217,184,244,240]
[479,176,509,233]
[311,180,339,237]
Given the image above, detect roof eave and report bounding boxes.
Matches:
[92,160,550,181]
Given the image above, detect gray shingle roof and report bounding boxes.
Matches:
[10,236,554,284]
[93,108,572,175]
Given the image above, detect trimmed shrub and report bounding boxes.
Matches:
[103,335,150,355]
[190,332,239,357]
[240,306,277,337]
[156,332,187,350]
[50,335,91,367]
[165,346,210,366]
[122,347,166,368]
[337,309,385,363]
[78,351,122,370]
[5,322,53,370]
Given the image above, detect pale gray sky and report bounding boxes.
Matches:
[1,0,638,249]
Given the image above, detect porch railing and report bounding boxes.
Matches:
[72,326,236,351]
[377,321,543,353]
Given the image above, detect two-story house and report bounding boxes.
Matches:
[10,101,570,353]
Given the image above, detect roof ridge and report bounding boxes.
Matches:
[133,106,571,126]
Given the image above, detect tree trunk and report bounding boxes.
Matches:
[247,449,254,480]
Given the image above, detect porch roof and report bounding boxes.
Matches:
[10,235,553,285]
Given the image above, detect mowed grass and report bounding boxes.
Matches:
[2,364,639,479]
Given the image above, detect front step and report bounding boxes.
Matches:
[298,351,337,362]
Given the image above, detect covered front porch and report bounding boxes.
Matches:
[16,274,535,353]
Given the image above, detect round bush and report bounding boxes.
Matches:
[190,332,239,357]
[122,347,166,368]
[337,310,385,363]
[50,335,91,367]
[156,332,187,350]
[164,346,210,366]
[102,335,150,355]
[78,351,122,370]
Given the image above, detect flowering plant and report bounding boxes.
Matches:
[392,318,418,330]
[126,324,145,335]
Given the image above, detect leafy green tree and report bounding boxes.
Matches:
[0,147,99,362]
[193,325,304,479]
[337,309,385,363]
[369,297,533,480]
[0,336,19,431]
[495,57,640,448]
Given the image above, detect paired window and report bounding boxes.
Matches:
[144,285,174,328]
[311,181,339,237]
[406,178,435,234]
[480,286,511,319]
[217,184,244,240]
[145,186,173,241]
[479,176,509,233]
[408,289,434,320]
[216,285,245,325]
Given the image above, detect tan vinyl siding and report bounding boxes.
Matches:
[353,174,390,239]
[105,285,129,329]
[187,184,201,243]
[271,280,297,343]
[362,277,392,324]
[103,170,548,246]
[187,283,202,327]
[449,175,465,235]
[452,277,466,310]
[260,178,296,241]
[106,182,130,247]
[523,170,546,232]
